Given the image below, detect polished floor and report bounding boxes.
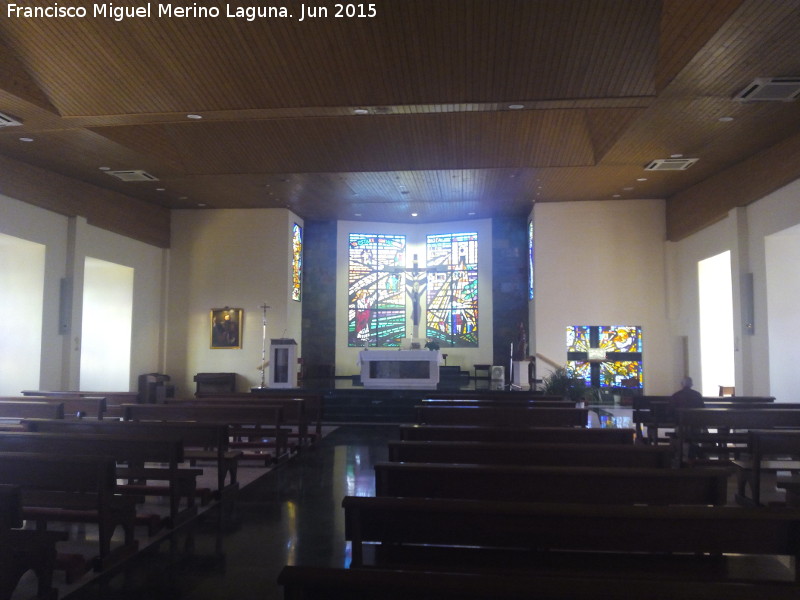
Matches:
[62,424,397,600]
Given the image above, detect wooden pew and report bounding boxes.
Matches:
[4,394,107,420]
[0,401,64,428]
[387,440,674,468]
[0,431,199,529]
[417,399,575,416]
[734,430,800,506]
[21,419,240,504]
[172,395,312,448]
[677,409,800,464]
[122,403,289,464]
[205,389,326,444]
[0,452,139,575]
[342,496,800,586]
[424,391,567,401]
[634,396,780,445]
[278,564,800,600]
[399,424,635,444]
[21,390,139,419]
[374,462,730,505]
[415,405,588,428]
[0,484,67,600]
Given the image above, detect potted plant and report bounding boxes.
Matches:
[424,340,440,351]
[541,366,588,402]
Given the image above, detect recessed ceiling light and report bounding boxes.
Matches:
[508,104,525,110]
[613,194,621,198]
[353,108,369,115]
[187,114,203,119]
[636,178,647,182]
[98,166,111,171]
[468,212,476,216]
[670,153,684,158]
[18,137,34,142]
[718,116,734,122]
[411,213,418,217]
[156,187,166,192]
[354,213,362,217]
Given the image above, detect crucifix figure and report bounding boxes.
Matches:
[384,253,446,341]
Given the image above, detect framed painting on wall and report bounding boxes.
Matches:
[210,307,243,349]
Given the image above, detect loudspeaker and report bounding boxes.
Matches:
[59,277,72,335]
[490,365,505,381]
[742,272,754,335]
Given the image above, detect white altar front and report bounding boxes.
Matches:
[359,349,441,389]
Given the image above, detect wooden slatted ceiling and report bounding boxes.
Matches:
[0,0,660,116]
[92,110,605,175]
[0,0,798,246]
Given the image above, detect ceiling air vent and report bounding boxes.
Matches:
[644,158,699,171]
[734,77,800,102]
[0,112,23,127]
[106,170,159,182]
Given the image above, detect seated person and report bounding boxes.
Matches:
[671,376,704,464]
[671,376,704,409]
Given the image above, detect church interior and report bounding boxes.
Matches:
[3,1,800,598]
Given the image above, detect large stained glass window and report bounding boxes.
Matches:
[348,234,406,347]
[528,219,534,300]
[426,232,478,347]
[291,223,302,302]
[566,325,643,390]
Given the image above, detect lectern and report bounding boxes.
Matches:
[269,338,298,388]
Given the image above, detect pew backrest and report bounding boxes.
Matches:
[374,462,730,505]
[0,401,64,421]
[342,496,800,574]
[416,406,588,427]
[387,440,674,468]
[21,418,237,494]
[399,424,635,444]
[5,394,106,419]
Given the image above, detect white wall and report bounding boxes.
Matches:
[0,196,165,392]
[747,178,800,398]
[0,232,46,395]
[70,218,166,391]
[335,219,494,376]
[167,209,303,394]
[0,195,68,391]
[765,224,800,403]
[80,257,134,390]
[533,200,672,394]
